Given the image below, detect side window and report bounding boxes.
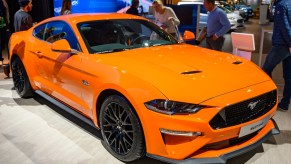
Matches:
[33,23,47,40]
[61,23,80,51]
[44,22,64,41]
[43,21,80,51]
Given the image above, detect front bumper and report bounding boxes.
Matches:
[138,80,278,161]
[147,119,280,164]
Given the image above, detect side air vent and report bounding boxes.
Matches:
[181,70,202,74]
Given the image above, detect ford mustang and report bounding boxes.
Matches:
[9,13,279,163]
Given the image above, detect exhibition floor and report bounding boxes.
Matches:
[0,18,291,164]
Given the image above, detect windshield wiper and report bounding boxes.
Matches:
[151,43,174,47]
[95,48,130,54]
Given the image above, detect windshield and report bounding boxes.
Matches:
[78,19,178,54]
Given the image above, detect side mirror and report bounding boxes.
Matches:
[183,30,195,41]
[51,39,72,52]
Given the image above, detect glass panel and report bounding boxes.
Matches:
[78,19,178,54]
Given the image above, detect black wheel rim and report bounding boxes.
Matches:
[12,61,25,93]
[102,102,134,155]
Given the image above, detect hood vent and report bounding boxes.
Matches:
[233,61,243,65]
[181,70,202,75]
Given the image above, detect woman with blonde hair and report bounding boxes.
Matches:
[152,0,180,36]
[60,0,72,15]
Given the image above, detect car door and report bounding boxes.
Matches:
[33,21,87,114]
[33,23,54,88]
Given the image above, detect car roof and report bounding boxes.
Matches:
[40,13,148,25]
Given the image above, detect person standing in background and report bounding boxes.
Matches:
[203,0,230,51]
[126,0,139,16]
[14,0,33,32]
[152,0,180,37]
[0,0,9,62]
[60,0,72,15]
[3,0,33,78]
[262,0,291,112]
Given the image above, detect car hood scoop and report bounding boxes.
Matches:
[233,61,243,65]
[181,70,202,74]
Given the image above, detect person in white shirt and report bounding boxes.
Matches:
[152,0,180,37]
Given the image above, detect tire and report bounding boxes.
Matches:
[100,95,145,162]
[11,57,33,98]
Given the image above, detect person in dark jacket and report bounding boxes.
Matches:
[126,0,139,15]
[0,0,9,62]
[3,0,33,78]
[14,0,33,32]
[262,0,291,111]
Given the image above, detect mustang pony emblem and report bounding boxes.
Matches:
[248,101,260,110]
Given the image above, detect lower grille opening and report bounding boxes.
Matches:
[201,132,258,150]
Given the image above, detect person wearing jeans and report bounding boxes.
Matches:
[263,47,291,111]
[262,0,291,111]
[203,0,230,51]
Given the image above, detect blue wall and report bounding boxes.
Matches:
[54,0,117,16]
[54,0,153,16]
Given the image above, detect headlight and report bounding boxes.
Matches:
[144,99,210,115]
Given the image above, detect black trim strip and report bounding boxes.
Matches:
[270,118,280,135]
[181,70,202,74]
[35,90,97,128]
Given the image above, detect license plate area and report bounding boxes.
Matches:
[238,116,269,138]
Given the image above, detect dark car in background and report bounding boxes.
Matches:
[233,0,254,21]
[237,5,254,20]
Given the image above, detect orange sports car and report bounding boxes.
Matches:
[9,13,279,163]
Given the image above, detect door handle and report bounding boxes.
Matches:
[34,51,43,58]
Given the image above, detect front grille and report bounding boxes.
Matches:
[210,90,277,129]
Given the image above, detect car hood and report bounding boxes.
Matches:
[97,44,270,103]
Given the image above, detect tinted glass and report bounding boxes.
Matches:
[45,21,80,50]
[33,21,80,51]
[33,23,47,40]
[78,19,178,54]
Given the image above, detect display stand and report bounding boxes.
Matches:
[231,32,255,61]
[259,4,269,24]
[259,26,273,67]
